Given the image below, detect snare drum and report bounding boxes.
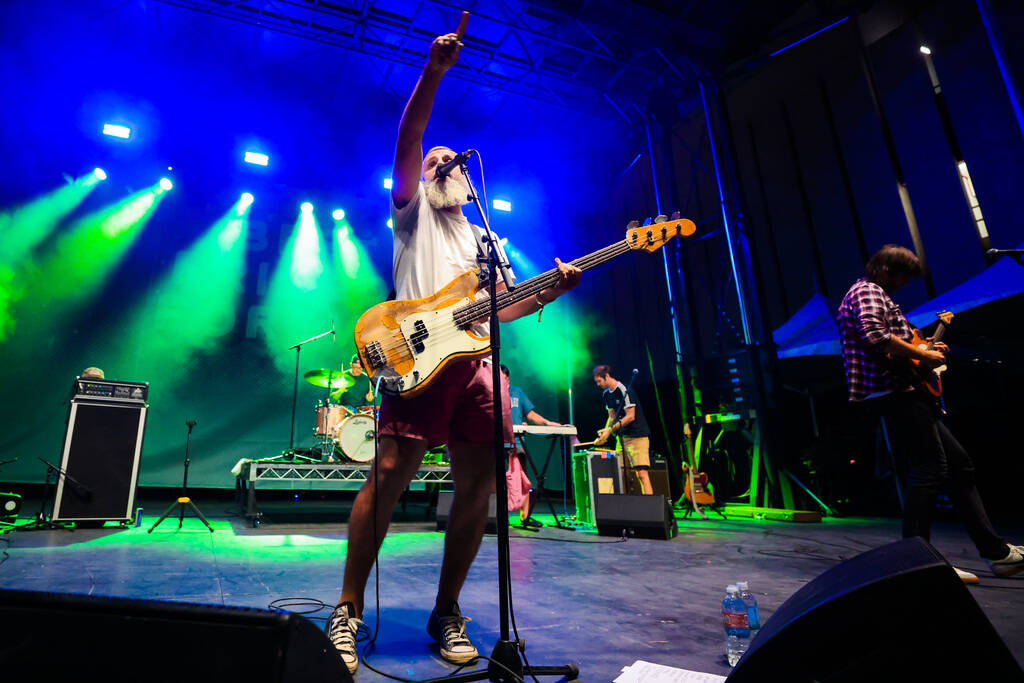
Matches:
[314,402,350,437]
[335,413,376,462]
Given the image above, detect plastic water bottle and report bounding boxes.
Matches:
[722,584,750,666]
[737,581,760,641]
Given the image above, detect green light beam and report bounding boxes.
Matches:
[104,199,250,384]
[0,172,101,265]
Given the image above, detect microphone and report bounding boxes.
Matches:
[435,149,477,179]
[987,248,1024,258]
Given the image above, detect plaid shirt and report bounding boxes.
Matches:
[837,278,914,401]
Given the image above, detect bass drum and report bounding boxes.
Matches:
[336,413,376,462]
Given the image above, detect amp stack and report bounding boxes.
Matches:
[52,377,149,524]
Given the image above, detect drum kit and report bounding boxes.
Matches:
[304,368,376,463]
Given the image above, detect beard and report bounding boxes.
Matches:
[424,175,471,209]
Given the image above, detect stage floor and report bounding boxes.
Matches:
[2,501,1022,680]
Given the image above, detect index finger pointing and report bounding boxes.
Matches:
[456,11,469,40]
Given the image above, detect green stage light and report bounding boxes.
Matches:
[332,221,387,320]
[237,192,254,215]
[159,177,173,191]
[300,201,314,213]
[261,207,335,377]
[93,168,107,181]
[103,198,250,389]
[10,184,165,340]
[332,208,345,220]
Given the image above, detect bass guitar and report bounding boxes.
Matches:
[907,311,953,396]
[355,214,696,397]
[681,422,714,516]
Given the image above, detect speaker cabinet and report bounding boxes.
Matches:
[649,457,672,498]
[727,537,1023,682]
[436,491,498,533]
[0,588,351,681]
[52,400,146,523]
[595,494,677,540]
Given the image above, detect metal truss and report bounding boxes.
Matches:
[245,460,453,483]
[154,0,708,116]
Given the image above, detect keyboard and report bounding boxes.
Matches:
[512,424,578,436]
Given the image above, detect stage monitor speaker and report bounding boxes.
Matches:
[727,537,1023,682]
[595,494,677,540]
[0,588,352,682]
[436,491,498,534]
[52,400,146,523]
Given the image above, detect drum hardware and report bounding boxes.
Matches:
[303,368,355,391]
[279,326,337,463]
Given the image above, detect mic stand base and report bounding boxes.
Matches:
[418,640,579,683]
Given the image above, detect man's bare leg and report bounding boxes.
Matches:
[637,468,653,495]
[340,434,428,616]
[436,440,496,609]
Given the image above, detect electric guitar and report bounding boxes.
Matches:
[907,311,954,396]
[681,422,714,516]
[355,214,696,397]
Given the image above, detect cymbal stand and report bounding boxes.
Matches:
[279,325,334,463]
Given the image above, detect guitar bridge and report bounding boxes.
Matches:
[364,341,386,370]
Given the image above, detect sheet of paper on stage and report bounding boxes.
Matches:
[597,477,615,493]
[614,659,727,683]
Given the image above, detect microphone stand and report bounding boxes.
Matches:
[279,326,335,463]
[3,458,77,533]
[424,162,577,683]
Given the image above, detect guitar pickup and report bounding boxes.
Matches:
[364,341,387,370]
[409,319,429,354]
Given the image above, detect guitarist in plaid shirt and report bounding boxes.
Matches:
[838,245,1023,583]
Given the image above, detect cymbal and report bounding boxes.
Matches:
[304,369,355,389]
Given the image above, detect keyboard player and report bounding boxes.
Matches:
[500,365,560,526]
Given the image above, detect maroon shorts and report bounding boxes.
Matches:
[378,360,514,449]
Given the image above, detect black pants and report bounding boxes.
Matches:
[861,390,1007,560]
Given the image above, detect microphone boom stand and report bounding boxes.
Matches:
[424,162,578,683]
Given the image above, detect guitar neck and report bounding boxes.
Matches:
[454,239,632,323]
[931,323,948,346]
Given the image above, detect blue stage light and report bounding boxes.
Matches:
[492,199,512,212]
[102,123,131,139]
[383,177,393,189]
[244,151,270,166]
[386,218,393,229]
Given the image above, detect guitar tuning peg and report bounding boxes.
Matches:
[654,214,668,223]
[642,217,653,226]
[670,210,680,220]
[626,220,640,230]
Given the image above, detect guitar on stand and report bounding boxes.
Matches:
[678,422,719,519]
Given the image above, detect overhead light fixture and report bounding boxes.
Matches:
[332,209,345,220]
[300,202,314,213]
[920,46,932,55]
[386,218,393,229]
[492,199,512,212]
[93,168,107,180]
[159,177,173,191]
[244,151,269,166]
[102,123,131,139]
[383,177,393,189]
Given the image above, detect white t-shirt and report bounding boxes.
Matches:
[390,184,512,335]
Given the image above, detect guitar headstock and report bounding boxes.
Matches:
[625,211,696,253]
[936,311,954,326]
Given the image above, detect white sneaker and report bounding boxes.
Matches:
[987,544,1024,578]
[427,602,479,664]
[953,566,979,584]
[325,602,364,673]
